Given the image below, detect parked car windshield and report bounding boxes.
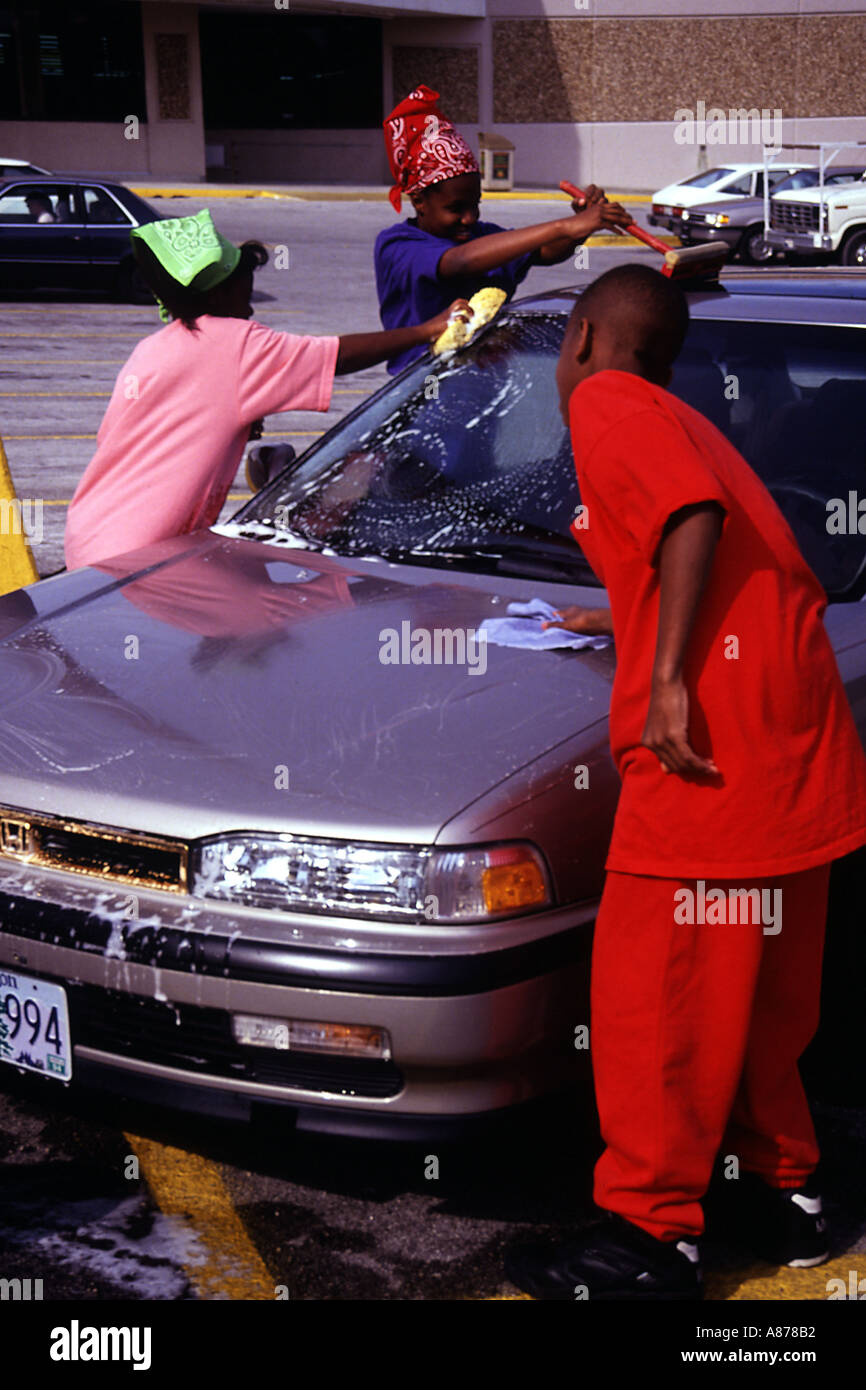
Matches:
[238,308,866,599]
[678,168,737,188]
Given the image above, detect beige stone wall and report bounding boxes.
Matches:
[392,45,480,123]
[493,14,866,124]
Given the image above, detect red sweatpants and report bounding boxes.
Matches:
[590,863,831,1241]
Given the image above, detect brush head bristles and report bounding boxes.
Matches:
[661,242,728,281]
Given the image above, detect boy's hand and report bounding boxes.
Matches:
[568,183,607,213]
[541,605,613,635]
[424,298,472,343]
[641,675,720,777]
[560,200,632,242]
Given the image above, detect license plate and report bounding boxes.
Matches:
[0,971,72,1080]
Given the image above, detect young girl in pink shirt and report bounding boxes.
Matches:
[64,209,467,571]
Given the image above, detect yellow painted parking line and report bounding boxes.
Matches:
[0,305,154,313]
[3,331,143,339]
[4,430,324,441]
[0,391,111,397]
[36,493,252,506]
[1,360,125,366]
[709,1252,860,1302]
[124,1133,275,1300]
[1,388,360,398]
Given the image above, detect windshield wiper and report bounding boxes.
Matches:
[342,537,596,583]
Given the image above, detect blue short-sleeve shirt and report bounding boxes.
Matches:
[374,219,536,375]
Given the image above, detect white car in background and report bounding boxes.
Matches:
[0,157,52,180]
[649,163,809,233]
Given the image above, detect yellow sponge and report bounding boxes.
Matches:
[433,287,507,355]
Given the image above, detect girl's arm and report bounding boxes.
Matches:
[438,201,631,279]
[335,299,470,375]
[640,502,725,777]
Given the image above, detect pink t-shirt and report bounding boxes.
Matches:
[64,315,339,570]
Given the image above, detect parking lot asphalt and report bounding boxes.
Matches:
[1,194,865,1305]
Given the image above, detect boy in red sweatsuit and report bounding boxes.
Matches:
[506,264,866,1301]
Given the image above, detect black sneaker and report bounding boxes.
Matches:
[505,1214,703,1301]
[706,1171,829,1268]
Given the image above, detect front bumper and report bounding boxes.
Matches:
[765,229,833,252]
[674,221,742,249]
[0,860,595,1137]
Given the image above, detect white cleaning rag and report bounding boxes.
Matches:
[480,598,611,652]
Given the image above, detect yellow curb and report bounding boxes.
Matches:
[125,1133,276,1300]
[0,432,38,597]
[129,186,302,201]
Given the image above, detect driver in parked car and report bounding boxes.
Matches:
[25,193,56,224]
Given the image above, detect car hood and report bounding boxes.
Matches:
[0,531,614,844]
[654,184,737,206]
[773,186,866,204]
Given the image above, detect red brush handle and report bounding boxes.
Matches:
[559,180,670,256]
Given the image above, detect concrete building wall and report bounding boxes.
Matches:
[384,6,866,191]
[2,1,865,188]
[206,129,387,184]
[140,0,205,178]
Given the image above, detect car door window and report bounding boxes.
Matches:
[82,187,133,225]
[671,320,866,599]
[0,184,75,224]
[723,175,754,196]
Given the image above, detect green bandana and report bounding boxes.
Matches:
[131,209,242,306]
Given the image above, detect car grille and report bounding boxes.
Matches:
[770,202,820,233]
[0,807,187,892]
[683,212,708,225]
[65,981,403,1098]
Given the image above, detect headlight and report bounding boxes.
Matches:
[709,213,730,226]
[191,834,551,923]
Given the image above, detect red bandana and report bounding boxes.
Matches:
[383,84,479,213]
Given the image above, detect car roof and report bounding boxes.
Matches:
[507,269,866,327]
[0,175,124,191]
[679,170,866,213]
[686,162,809,176]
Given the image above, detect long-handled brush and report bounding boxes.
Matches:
[560,180,728,281]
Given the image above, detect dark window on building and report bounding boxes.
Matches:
[0,20,20,118]
[2,2,145,122]
[200,13,382,129]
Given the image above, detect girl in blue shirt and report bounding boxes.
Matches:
[376,85,630,373]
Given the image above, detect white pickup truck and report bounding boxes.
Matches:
[766,177,866,266]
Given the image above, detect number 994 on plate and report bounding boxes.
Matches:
[0,970,72,1081]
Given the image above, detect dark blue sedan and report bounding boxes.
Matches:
[0,176,161,300]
